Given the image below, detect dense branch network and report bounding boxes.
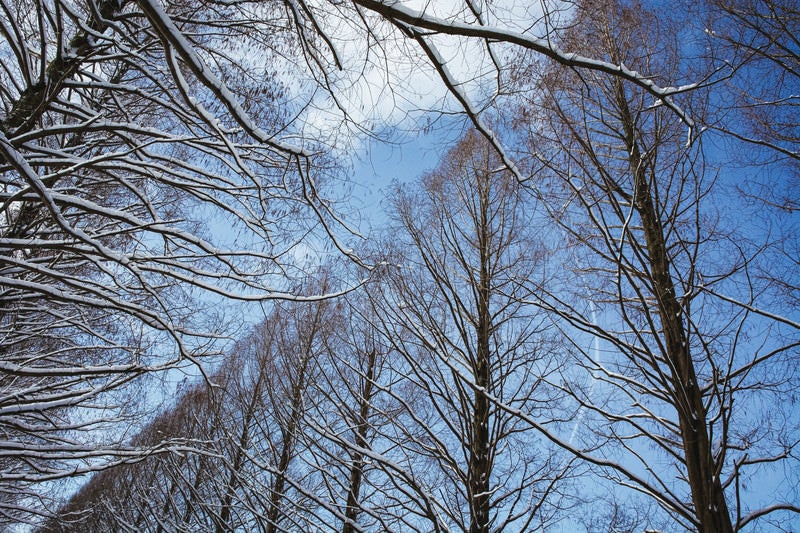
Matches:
[0,0,796,530]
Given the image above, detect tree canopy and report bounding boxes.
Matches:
[0,0,797,530]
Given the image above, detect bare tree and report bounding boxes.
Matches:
[8,0,796,529]
[697,0,799,325]
[0,0,350,523]
[699,0,799,166]
[291,285,391,533]
[513,0,800,530]
[39,271,347,532]
[373,131,569,532]
[37,380,219,532]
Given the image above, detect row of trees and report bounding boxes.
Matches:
[40,134,573,532]
[1,0,797,530]
[0,0,372,524]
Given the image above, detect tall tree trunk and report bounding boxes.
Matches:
[468,179,492,533]
[217,365,268,533]
[615,81,734,533]
[342,349,377,533]
[265,405,299,533]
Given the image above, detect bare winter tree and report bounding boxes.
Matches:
[512,0,799,530]
[697,0,799,326]
[372,131,570,532]
[0,0,350,523]
[698,0,799,166]
[296,283,398,533]
[5,0,795,529]
[38,270,348,532]
[36,380,220,532]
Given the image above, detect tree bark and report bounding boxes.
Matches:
[615,80,734,533]
[468,172,492,533]
[1,0,124,136]
[341,349,377,533]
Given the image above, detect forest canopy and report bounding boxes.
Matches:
[0,0,797,531]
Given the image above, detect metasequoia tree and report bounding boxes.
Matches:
[6,0,792,528]
[296,286,396,532]
[39,357,278,532]
[374,131,568,532]
[36,381,218,532]
[258,289,340,532]
[513,0,799,530]
[0,0,347,523]
[38,273,347,532]
[327,308,383,533]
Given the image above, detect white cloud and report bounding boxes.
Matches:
[277,0,553,154]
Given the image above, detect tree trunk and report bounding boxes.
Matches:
[1,0,124,136]
[342,349,377,533]
[468,178,492,533]
[217,365,268,533]
[615,81,733,533]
